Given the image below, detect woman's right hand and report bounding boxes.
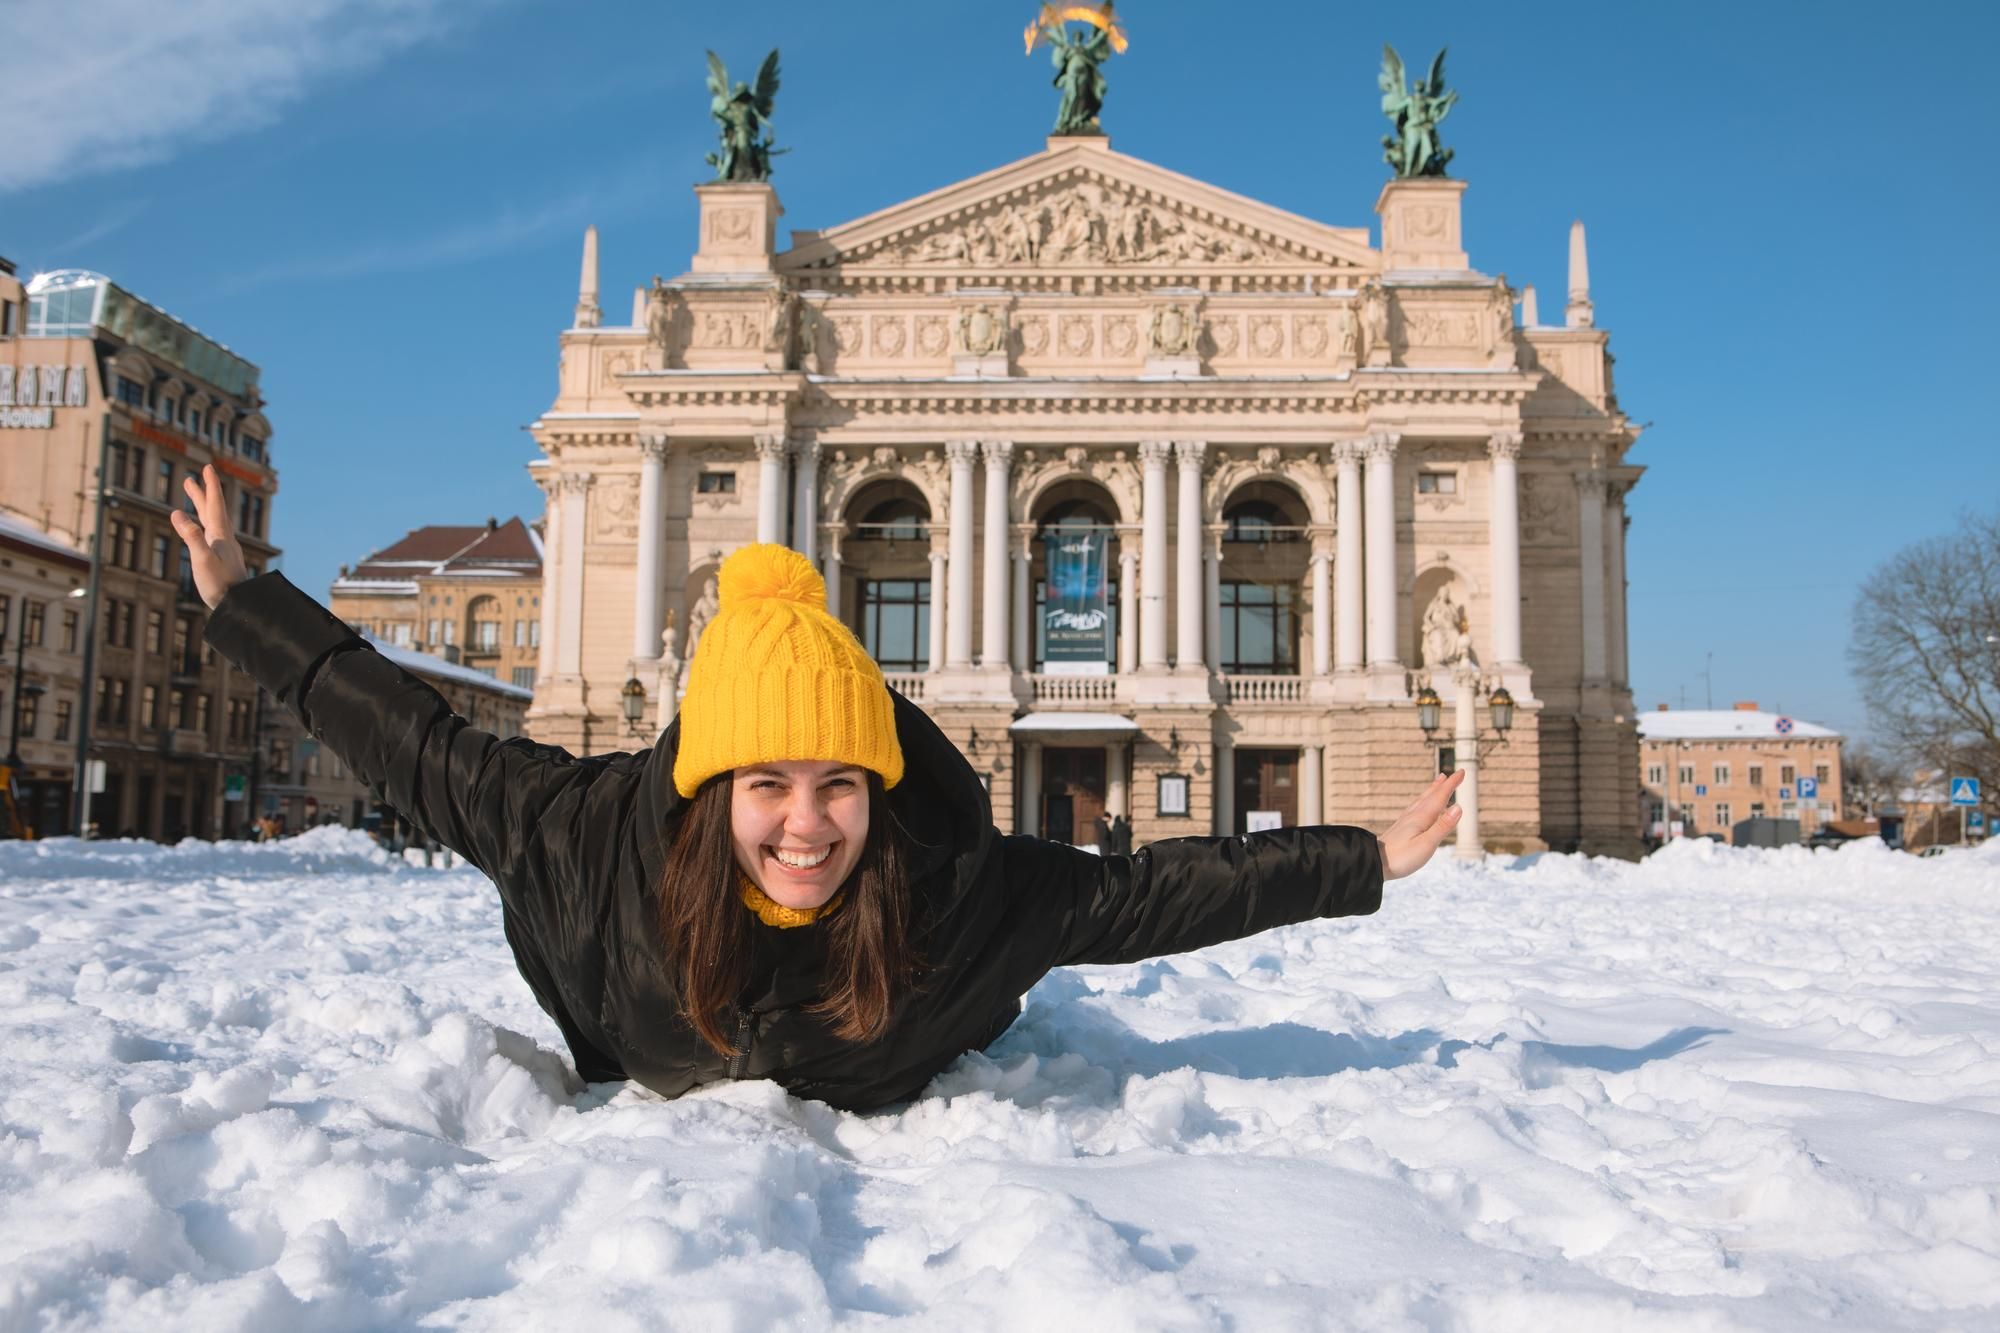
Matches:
[168,463,251,611]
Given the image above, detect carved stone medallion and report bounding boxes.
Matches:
[1059,313,1095,357]
[1104,314,1137,357]
[915,315,950,357]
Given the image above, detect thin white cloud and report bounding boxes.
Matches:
[0,0,488,193]
[40,200,151,260]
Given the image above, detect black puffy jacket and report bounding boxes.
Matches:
[207,573,1385,1110]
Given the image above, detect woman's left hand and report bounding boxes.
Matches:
[1378,769,1466,880]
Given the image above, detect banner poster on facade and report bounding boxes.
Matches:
[1042,528,1110,674]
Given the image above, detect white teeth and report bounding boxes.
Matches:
[772,846,830,869]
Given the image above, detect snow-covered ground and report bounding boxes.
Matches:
[3,829,1998,1331]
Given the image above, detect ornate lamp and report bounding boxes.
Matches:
[620,675,647,732]
[1415,685,1442,734]
[1488,686,1515,734]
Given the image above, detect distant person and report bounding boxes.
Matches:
[171,464,1460,1109]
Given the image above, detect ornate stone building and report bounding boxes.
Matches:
[526,136,1643,854]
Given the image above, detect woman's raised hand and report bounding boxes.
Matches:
[1377,768,1466,881]
[168,463,251,611]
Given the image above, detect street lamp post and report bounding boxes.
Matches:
[1416,670,1513,859]
[621,674,647,736]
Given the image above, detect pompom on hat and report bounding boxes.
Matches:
[671,543,904,797]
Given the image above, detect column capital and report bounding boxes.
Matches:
[1329,438,1367,468]
[1137,439,1175,466]
[1119,547,1140,568]
[752,433,788,461]
[1174,439,1207,466]
[983,439,1014,467]
[1574,469,1608,499]
[637,432,671,460]
[555,470,593,496]
[819,521,844,556]
[790,437,822,462]
[1364,430,1401,464]
[946,438,981,465]
[1487,430,1524,461]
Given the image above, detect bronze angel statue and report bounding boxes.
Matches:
[705,48,784,182]
[1024,3,1129,136]
[1379,45,1457,179]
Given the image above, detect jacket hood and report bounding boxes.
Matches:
[632,690,995,904]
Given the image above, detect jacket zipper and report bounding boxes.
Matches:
[726,1007,755,1079]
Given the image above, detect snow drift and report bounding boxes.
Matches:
[2,830,1997,1329]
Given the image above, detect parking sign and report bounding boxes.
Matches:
[1797,776,1819,801]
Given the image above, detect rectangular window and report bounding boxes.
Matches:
[16,690,37,737]
[1750,802,1765,819]
[1748,763,1764,788]
[1713,763,1730,787]
[25,600,45,645]
[1645,764,1663,786]
[513,619,527,647]
[0,593,8,639]
[143,684,159,728]
[250,496,264,538]
[1715,802,1732,829]
[196,693,211,734]
[150,535,169,578]
[1677,765,1695,786]
[392,622,411,646]
[157,459,173,501]
[1219,581,1298,675]
[110,677,128,724]
[511,667,536,688]
[60,608,79,653]
[116,376,146,407]
[427,618,440,645]
[442,619,455,646]
[529,621,540,648]
[697,472,737,493]
[1416,472,1458,494]
[858,579,930,673]
[108,441,128,490]
[170,687,188,730]
[1815,763,1830,785]
[144,609,164,655]
[1780,764,1796,786]
[474,619,501,651]
[53,698,73,741]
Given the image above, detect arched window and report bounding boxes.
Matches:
[857,497,927,543]
[467,596,502,653]
[1223,500,1298,544]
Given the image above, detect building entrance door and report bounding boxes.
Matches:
[1041,746,1108,847]
[1234,748,1299,834]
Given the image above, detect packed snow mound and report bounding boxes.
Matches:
[2,834,1997,1328]
[0,823,402,881]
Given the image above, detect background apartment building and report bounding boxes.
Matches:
[1637,703,1845,843]
[329,517,543,689]
[0,261,279,840]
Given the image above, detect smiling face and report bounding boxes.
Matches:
[729,760,872,911]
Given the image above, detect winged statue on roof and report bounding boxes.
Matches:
[705,48,785,182]
[1024,3,1129,136]
[1379,44,1457,178]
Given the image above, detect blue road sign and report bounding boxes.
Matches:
[1951,777,1981,806]
[1779,787,1792,800]
[1694,784,1708,797]
[1797,776,1819,800]
[1775,716,1795,735]
[1971,810,1988,834]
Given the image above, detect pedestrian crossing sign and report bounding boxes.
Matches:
[1950,777,1981,806]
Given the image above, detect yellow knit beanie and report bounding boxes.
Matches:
[672,543,904,797]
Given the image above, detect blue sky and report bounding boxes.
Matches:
[5,0,1995,740]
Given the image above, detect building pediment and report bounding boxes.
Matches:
[780,138,1377,282]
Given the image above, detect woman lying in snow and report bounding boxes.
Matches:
[172,464,1462,1110]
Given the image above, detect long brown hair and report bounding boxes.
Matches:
[657,770,920,1055]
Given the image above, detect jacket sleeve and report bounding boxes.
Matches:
[203,571,592,881]
[998,825,1384,970]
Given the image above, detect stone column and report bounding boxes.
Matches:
[1487,430,1524,669]
[557,472,589,676]
[1012,524,1033,674]
[1300,744,1323,825]
[1020,741,1043,838]
[981,441,1012,669]
[1577,470,1608,684]
[1608,486,1630,687]
[1174,440,1206,671]
[632,434,668,661]
[1363,431,1402,676]
[1215,738,1235,836]
[790,438,820,564]
[946,440,978,669]
[535,476,560,684]
[1118,546,1139,674]
[1139,441,1172,668]
[927,545,947,672]
[820,524,843,620]
[1334,441,1365,674]
[1204,526,1224,676]
[1310,542,1333,678]
[1106,741,1128,819]
[754,434,788,544]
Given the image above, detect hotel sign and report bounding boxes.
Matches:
[0,364,89,427]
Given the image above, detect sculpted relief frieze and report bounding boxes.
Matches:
[588,474,640,543]
[845,181,1285,270]
[1520,473,1577,546]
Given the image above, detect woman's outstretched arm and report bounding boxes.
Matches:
[172,464,594,877]
[1002,771,1464,970]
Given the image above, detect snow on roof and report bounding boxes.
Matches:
[0,510,88,566]
[1637,709,1841,741]
[1009,712,1140,733]
[361,634,532,701]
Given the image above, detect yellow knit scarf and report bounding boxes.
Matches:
[738,876,844,929]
